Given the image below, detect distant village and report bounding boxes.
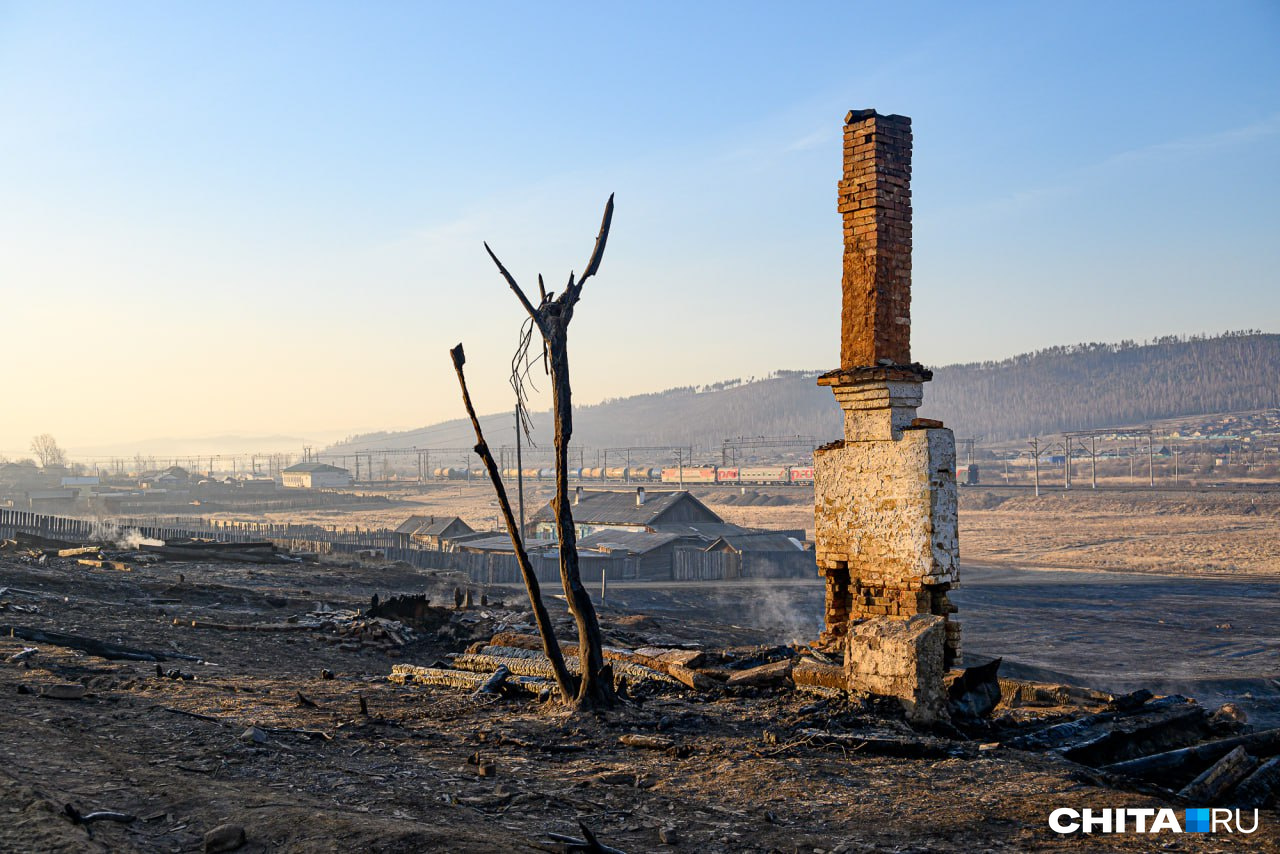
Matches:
[389,486,812,585]
[0,452,815,585]
[0,458,359,516]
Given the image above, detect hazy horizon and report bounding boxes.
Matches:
[4,1,1277,456]
[4,330,1275,461]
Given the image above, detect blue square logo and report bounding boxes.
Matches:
[1185,808,1211,833]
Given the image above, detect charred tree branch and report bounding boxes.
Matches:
[449,344,576,701]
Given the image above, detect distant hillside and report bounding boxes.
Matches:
[327,332,1280,458]
[921,331,1280,440]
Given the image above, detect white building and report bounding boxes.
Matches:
[281,462,352,489]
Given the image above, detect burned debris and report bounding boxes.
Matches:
[1,529,299,570]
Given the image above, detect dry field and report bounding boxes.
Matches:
[957,488,1280,579]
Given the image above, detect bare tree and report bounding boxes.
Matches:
[451,194,616,708]
[30,434,67,468]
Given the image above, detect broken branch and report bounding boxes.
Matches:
[449,342,576,702]
[484,242,541,322]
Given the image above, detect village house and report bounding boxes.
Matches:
[281,462,353,489]
[392,515,475,550]
[140,466,191,489]
[528,487,721,540]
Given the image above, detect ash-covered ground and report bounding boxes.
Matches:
[1,549,1277,852]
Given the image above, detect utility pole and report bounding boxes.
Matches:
[1148,432,1155,488]
[1030,437,1041,497]
[515,407,525,538]
[1063,438,1071,490]
[1091,435,1098,489]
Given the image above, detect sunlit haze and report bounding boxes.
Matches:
[2,1,1277,457]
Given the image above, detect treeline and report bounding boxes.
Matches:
[329,332,1280,454]
[920,331,1280,439]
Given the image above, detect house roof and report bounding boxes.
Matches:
[650,521,768,541]
[394,515,432,535]
[396,515,474,537]
[439,531,495,546]
[704,533,806,552]
[529,490,720,527]
[455,534,556,553]
[283,462,350,474]
[577,529,691,555]
[418,516,472,537]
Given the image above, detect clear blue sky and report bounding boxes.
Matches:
[2,1,1277,454]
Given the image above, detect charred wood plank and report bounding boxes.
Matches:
[1,625,199,662]
[489,632,713,689]
[1102,728,1280,781]
[1005,695,1190,751]
[457,649,679,688]
[1230,755,1280,809]
[474,665,511,696]
[388,664,551,695]
[1058,705,1210,766]
[1178,746,1259,803]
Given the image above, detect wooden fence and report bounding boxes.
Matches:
[674,549,816,581]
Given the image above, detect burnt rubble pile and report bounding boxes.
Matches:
[385,627,1279,808]
[1,530,301,569]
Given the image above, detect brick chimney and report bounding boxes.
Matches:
[839,109,913,370]
[813,109,961,697]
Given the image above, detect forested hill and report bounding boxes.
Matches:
[328,332,1280,454]
[920,331,1280,439]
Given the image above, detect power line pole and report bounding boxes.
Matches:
[1063,438,1071,490]
[1091,435,1097,489]
[515,407,525,538]
[1030,437,1041,497]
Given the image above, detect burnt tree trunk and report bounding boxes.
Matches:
[470,194,617,709]
[546,320,611,705]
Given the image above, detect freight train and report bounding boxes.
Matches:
[431,465,814,485]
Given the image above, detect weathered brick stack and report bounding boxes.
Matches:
[838,109,913,370]
[814,109,960,722]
